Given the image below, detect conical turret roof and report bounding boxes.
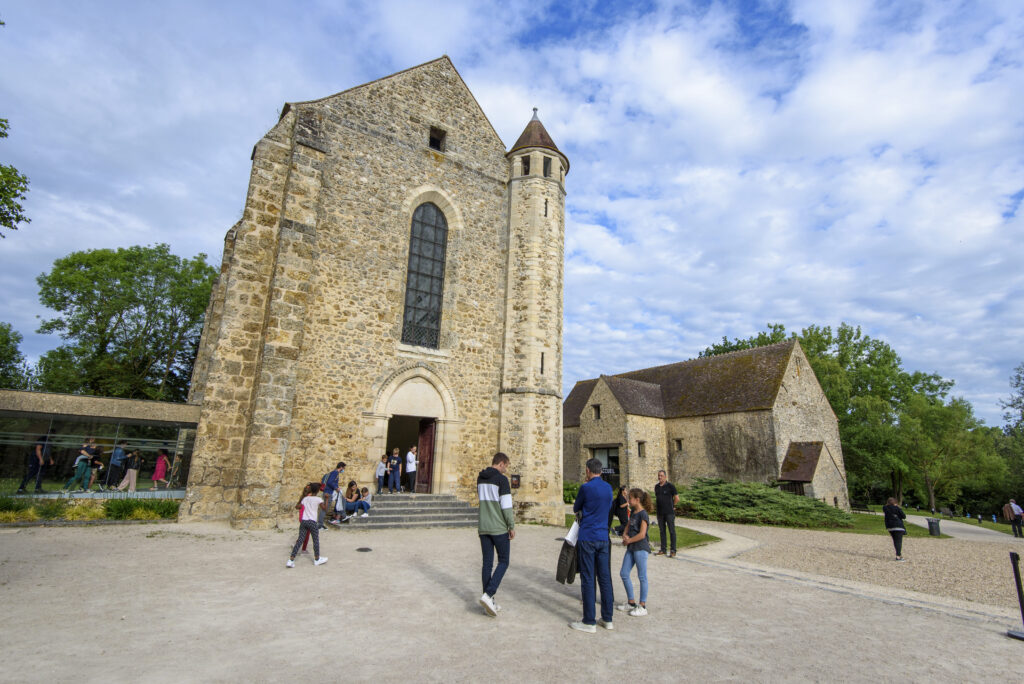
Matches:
[509,108,563,156]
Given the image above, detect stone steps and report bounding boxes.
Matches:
[333,493,477,529]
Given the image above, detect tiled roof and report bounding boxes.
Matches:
[509,109,562,156]
[563,340,797,426]
[779,441,823,482]
[604,376,665,419]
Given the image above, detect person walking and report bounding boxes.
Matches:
[17,431,55,494]
[105,441,128,490]
[375,455,388,495]
[86,446,106,492]
[287,483,328,568]
[387,448,402,494]
[654,470,679,557]
[115,449,144,493]
[477,452,515,617]
[883,497,907,561]
[150,449,171,489]
[64,438,97,492]
[1003,499,1023,538]
[617,488,653,617]
[322,462,345,524]
[569,458,615,633]
[405,445,418,494]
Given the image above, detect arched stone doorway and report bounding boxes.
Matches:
[361,365,461,494]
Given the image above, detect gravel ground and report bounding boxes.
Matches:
[684,519,1024,610]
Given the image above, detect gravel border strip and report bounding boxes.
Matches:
[0,519,175,528]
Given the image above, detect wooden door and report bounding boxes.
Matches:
[416,418,435,493]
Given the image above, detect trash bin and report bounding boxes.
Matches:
[926,517,941,536]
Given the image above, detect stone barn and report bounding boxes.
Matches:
[562,340,849,509]
[184,57,566,527]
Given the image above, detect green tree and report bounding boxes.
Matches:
[1003,361,1024,429]
[0,18,31,238]
[897,394,1001,511]
[0,321,31,388]
[35,244,217,401]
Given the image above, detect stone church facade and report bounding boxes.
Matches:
[563,341,850,509]
[183,57,566,528]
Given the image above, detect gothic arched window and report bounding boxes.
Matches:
[401,202,448,348]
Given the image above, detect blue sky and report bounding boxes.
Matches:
[1,0,1022,426]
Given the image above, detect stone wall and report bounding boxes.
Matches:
[666,411,776,485]
[623,414,668,489]
[772,345,850,509]
[183,58,565,527]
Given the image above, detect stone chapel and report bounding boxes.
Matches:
[182,57,566,528]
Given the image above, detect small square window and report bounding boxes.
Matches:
[637,441,646,458]
[428,127,446,152]
[543,156,552,177]
[592,405,601,420]
[521,155,530,175]
[674,439,683,451]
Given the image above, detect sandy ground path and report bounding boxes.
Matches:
[1,522,1023,682]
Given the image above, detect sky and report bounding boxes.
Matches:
[0,0,1022,426]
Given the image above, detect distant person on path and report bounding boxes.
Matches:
[150,449,171,490]
[105,441,128,489]
[654,470,679,557]
[1004,499,1023,538]
[617,488,653,617]
[405,446,418,493]
[477,452,515,617]
[883,497,907,561]
[17,431,55,494]
[610,485,629,536]
[287,483,328,568]
[115,449,144,493]
[375,455,388,495]
[387,448,402,493]
[64,438,97,492]
[569,458,615,633]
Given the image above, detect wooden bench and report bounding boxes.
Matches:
[940,507,954,518]
[850,501,872,513]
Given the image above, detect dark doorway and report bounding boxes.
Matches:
[592,447,620,491]
[386,415,436,493]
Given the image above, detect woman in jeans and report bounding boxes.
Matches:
[883,497,907,561]
[339,480,370,520]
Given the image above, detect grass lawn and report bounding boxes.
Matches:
[563,514,720,549]
[929,513,1014,536]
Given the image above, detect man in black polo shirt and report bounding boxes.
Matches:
[654,470,679,557]
[17,432,55,493]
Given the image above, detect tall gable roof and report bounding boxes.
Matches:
[563,379,597,428]
[604,376,665,419]
[564,340,797,426]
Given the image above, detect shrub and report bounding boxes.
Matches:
[104,499,180,520]
[0,510,36,523]
[64,501,106,521]
[34,500,69,520]
[676,478,854,529]
[0,497,31,513]
[563,481,581,504]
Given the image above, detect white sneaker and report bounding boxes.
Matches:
[314,556,328,566]
[360,513,369,518]
[629,605,648,617]
[598,619,614,630]
[569,621,596,633]
[286,559,294,568]
[615,602,636,613]
[493,601,502,612]
[479,593,497,617]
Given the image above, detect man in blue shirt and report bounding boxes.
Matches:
[570,458,615,633]
[323,462,345,525]
[105,441,128,489]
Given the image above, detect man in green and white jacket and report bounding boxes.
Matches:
[477,452,515,617]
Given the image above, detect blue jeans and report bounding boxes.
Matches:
[620,549,649,604]
[577,539,614,625]
[480,533,510,597]
[388,469,401,492]
[344,500,370,514]
[376,475,385,494]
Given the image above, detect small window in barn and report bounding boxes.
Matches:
[674,439,683,451]
[544,198,548,217]
[521,155,531,175]
[637,441,646,458]
[428,127,446,152]
[592,405,601,420]
[540,352,545,375]
[543,156,552,177]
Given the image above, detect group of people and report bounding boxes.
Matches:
[373,446,419,494]
[16,432,172,494]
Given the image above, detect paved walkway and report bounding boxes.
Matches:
[1,522,1022,681]
[906,515,1016,543]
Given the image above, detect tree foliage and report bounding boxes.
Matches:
[0,19,31,238]
[34,244,216,401]
[0,321,31,389]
